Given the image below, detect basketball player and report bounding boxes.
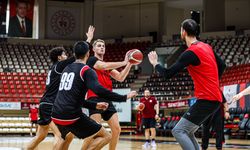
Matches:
[29,104,38,136]
[27,26,95,150]
[148,19,226,150]
[232,86,250,103]
[51,41,137,150]
[137,89,159,148]
[82,39,134,150]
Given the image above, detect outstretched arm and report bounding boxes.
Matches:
[84,68,137,102]
[148,51,200,79]
[232,86,250,103]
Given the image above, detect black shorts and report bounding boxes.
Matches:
[37,103,53,125]
[88,97,117,121]
[55,114,102,140]
[183,100,221,126]
[142,118,156,129]
[31,120,38,124]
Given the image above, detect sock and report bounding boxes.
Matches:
[146,139,150,143]
[152,139,155,142]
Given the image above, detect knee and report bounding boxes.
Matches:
[171,127,183,137]
[111,126,121,136]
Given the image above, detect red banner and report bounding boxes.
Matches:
[160,99,188,109]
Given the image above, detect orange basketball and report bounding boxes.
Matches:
[127,49,143,65]
[137,103,145,111]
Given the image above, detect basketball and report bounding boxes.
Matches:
[127,49,143,65]
[137,103,145,111]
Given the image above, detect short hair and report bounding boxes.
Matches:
[181,19,198,37]
[49,47,65,63]
[92,39,105,47]
[74,41,89,59]
[16,0,29,7]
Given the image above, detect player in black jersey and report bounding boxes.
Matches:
[51,41,137,150]
[27,26,95,150]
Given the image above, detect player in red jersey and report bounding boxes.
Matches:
[137,89,159,148]
[82,39,134,150]
[29,104,38,136]
[148,19,226,149]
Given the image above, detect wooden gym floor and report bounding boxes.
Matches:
[0,135,249,150]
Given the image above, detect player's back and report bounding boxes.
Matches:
[41,63,61,103]
[52,63,89,119]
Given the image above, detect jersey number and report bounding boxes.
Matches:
[59,72,75,91]
[46,70,52,85]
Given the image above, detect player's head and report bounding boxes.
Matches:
[144,89,150,98]
[92,39,105,55]
[16,0,28,18]
[181,19,198,40]
[73,41,90,60]
[49,47,67,63]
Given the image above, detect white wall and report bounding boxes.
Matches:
[94,3,159,39]
[225,0,250,29]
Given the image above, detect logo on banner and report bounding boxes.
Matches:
[50,10,76,36]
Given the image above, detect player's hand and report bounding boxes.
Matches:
[224,112,230,120]
[148,51,159,67]
[96,102,109,110]
[155,114,159,120]
[126,91,138,99]
[123,51,130,64]
[232,93,243,103]
[86,25,95,43]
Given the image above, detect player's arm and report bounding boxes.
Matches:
[222,93,230,119]
[86,25,95,43]
[90,52,129,70]
[232,86,250,103]
[56,57,76,73]
[93,60,128,70]
[148,51,200,79]
[83,68,136,102]
[213,51,226,78]
[110,63,133,82]
[154,98,160,119]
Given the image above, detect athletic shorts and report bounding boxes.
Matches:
[142,118,156,129]
[55,114,102,140]
[88,97,117,121]
[183,100,221,126]
[31,120,38,124]
[37,102,53,126]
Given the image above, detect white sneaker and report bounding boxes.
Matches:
[142,142,150,149]
[151,140,157,148]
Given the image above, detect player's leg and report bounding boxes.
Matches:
[172,100,220,150]
[107,113,121,150]
[49,121,64,150]
[27,104,52,150]
[201,115,213,150]
[149,118,157,147]
[62,132,75,150]
[26,124,49,150]
[82,113,102,149]
[142,118,150,148]
[30,122,33,136]
[82,127,111,150]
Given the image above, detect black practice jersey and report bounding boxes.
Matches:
[52,63,127,120]
[40,57,75,103]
